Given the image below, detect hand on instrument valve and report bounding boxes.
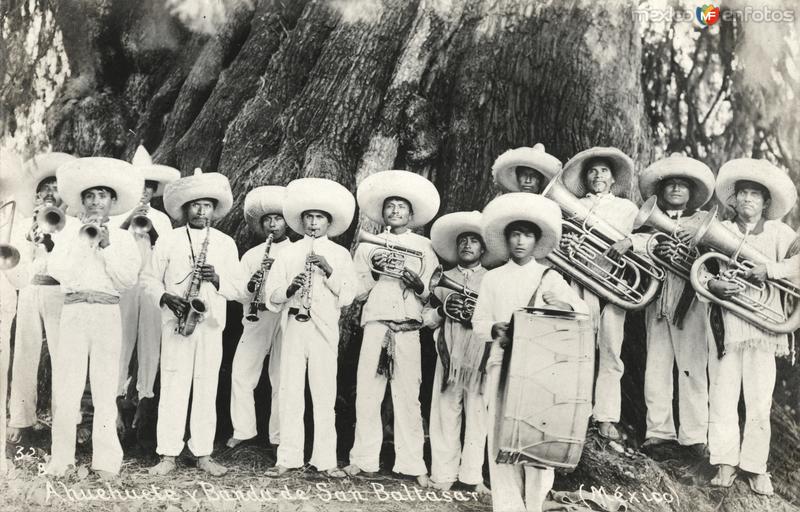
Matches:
[675,227,695,245]
[161,293,189,319]
[708,278,741,299]
[286,273,306,298]
[247,269,264,293]
[444,294,468,321]
[97,224,111,249]
[559,232,581,254]
[200,264,220,290]
[492,321,512,349]
[741,263,768,284]
[401,268,424,295]
[606,237,633,260]
[307,254,332,278]
[541,291,573,311]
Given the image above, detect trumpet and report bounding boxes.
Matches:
[429,265,479,322]
[543,172,664,310]
[357,228,425,279]
[245,233,274,322]
[131,194,152,235]
[0,201,20,270]
[689,217,800,334]
[295,234,315,322]
[79,215,109,247]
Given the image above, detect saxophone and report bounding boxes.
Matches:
[295,234,316,322]
[245,233,274,322]
[176,218,210,336]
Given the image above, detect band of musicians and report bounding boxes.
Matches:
[1,142,798,510]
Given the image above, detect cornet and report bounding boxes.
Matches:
[357,228,425,279]
[429,265,479,322]
[131,194,152,235]
[27,202,66,244]
[0,201,20,270]
[79,215,109,247]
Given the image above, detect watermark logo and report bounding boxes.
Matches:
[695,4,721,27]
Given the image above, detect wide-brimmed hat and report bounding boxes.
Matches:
[561,147,634,198]
[163,168,233,223]
[57,157,143,216]
[284,178,355,237]
[356,170,440,228]
[14,152,76,216]
[491,143,562,193]
[131,146,180,197]
[481,193,562,267]
[430,211,484,264]
[716,158,797,220]
[244,185,287,237]
[639,153,715,210]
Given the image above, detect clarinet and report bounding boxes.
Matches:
[295,234,315,322]
[245,233,274,322]
[176,218,210,336]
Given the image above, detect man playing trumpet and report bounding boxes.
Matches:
[422,211,489,492]
[633,154,716,457]
[263,178,356,478]
[346,170,440,486]
[143,169,240,477]
[228,186,292,450]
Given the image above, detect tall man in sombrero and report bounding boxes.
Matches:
[472,193,588,512]
[559,147,640,441]
[701,159,797,495]
[491,143,562,194]
[228,186,292,450]
[45,156,142,478]
[111,145,178,433]
[263,178,357,478]
[143,168,241,477]
[422,211,489,492]
[5,152,78,445]
[345,170,440,485]
[633,154,715,457]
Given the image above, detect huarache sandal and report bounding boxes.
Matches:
[710,464,737,487]
[597,422,622,441]
[748,473,774,496]
[324,467,347,478]
[265,464,291,477]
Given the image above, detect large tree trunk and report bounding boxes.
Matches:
[38,0,800,509]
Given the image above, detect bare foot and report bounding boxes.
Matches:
[226,437,245,449]
[94,469,118,481]
[710,464,737,488]
[597,422,622,441]
[265,464,291,477]
[148,456,176,476]
[474,482,491,495]
[416,474,431,487]
[343,464,362,477]
[198,456,228,476]
[430,480,452,491]
[325,467,347,478]
[6,427,23,444]
[749,473,774,496]
[43,462,69,477]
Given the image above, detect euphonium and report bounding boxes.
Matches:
[429,265,479,322]
[245,233,274,322]
[176,218,210,336]
[542,172,664,310]
[357,228,425,279]
[689,217,800,334]
[0,201,20,270]
[295,234,315,322]
[131,194,152,235]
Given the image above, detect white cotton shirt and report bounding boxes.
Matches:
[109,207,174,273]
[6,214,81,288]
[578,193,639,235]
[236,237,293,325]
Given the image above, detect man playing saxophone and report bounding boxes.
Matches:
[143,169,240,477]
[228,186,293,451]
[697,159,797,495]
[632,154,716,458]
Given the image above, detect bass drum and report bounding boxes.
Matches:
[495,308,594,470]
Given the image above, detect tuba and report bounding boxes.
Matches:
[429,265,479,322]
[543,172,664,310]
[357,228,425,279]
[245,233,274,322]
[295,234,316,322]
[689,217,800,334]
[633,196,715,280]
[176,219,210,336]
[0,201,20,270]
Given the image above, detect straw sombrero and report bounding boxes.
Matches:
[283,178,355,237]
[14,152,76,216]
[430,211,484,264]
[357,170,440,228]
[716,158,797,220]
[639,153,715,210]
[481,193,562,267]
[491,143,562,193]
[57,157,143,216]
[163,168,233,223]
[561,147,634,198]
[244,185,287,237]
[131,146,180,197]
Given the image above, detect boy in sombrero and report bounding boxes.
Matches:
[491,143,562,194]
[45,156,142,478]
[228,186,292,450]
[472,193,588,512]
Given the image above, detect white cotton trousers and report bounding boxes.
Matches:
[592,304,626,423]
[230,312,282,444]
[486,362,554,512]
[429,358,488,486]
[644,302,709,445]
[9,285,64,428]
[348,322,426,476]
[708,345,775,474]
[117,283,162,399]
[277,317,337,471]
[156,322,223,457]
[50,303,123,474]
